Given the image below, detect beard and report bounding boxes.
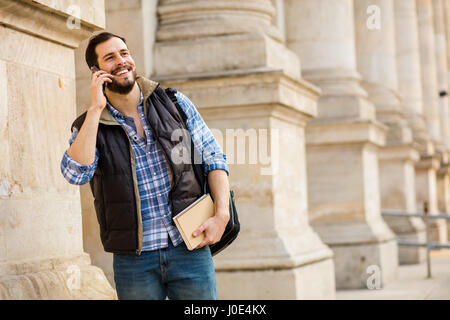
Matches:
[107,68,137,94]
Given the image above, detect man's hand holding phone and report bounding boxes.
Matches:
[90,66,113,113]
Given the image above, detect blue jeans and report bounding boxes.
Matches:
[113,241,217,300]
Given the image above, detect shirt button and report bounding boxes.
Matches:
[153,172,157,176]
[158,194,162,197]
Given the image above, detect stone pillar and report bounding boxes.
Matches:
[154,0,336,299]
[74,0,160,290]
[0,0,116,299]
[355,0,423,268]
[442,0,450,234]
[395,1,430,150]
[445,0,450,86]
[432,0,450,238]
[433,0,450,150]
[285,0,397,289]
[417,0,448,242]
[417,0,444,150]
[390,0,427,264]
[270,0,286,41]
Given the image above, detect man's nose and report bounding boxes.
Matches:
[116,55,127,65]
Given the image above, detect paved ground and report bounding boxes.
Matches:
[336,250,450,300]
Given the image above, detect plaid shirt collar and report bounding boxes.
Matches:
[106,91,144,121]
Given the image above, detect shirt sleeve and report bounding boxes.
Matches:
[60,127,99,185]
[175,91,230,176]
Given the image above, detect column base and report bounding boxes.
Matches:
[378,144,425,265]
[448,219,450,241]
[216,258,335,300]
[430,219,448,243]
[0,253,116,300]
[330,239,398,289]
[397,231,427,265]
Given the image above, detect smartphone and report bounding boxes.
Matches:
[91,66,108,93]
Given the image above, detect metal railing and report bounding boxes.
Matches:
[381,202,450,278]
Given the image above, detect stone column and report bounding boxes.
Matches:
[285,0,398,289]
[433,0,450,150]
[0,0,116,299]
[354,0,423,267]
[395,1,430,150]
[442,0,450,233]
[74,0,160,290]
[417,0,448,242]
[432,0,450,239]
[391,0,427,264]
[445,0,450,85]
[417,0,444,150]
[153,0,336,299]
[270,0,286,41]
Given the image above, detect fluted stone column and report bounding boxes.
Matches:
[391,0,427,264]
[153,0,335,299]
[285,0,398,289]
[0,0,116,299]
[417,0,448,242]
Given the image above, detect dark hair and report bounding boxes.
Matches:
[85,32,127,69]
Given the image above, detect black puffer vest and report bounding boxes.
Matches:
[71,77,203,255]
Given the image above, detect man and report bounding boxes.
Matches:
[60,32,230,300]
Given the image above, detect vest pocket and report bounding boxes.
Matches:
[104,202,136,231]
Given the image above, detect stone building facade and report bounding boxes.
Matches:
[1,0,450,299]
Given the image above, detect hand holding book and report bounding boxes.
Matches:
[192,208,229,249]
[172,193,230,251]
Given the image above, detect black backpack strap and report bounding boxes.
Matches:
[165,88,188,123]
[164,87,209,195]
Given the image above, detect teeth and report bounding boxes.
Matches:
[117,69,128,75]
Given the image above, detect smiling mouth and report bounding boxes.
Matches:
[113,67,131,76]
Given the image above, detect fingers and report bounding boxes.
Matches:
[192,224,206,238]
[91,72,113,89]
[196,239,208,249]
[97,74,113,85]
[193,223,211,249]
[91,68,113,82]
[193,220,222,249]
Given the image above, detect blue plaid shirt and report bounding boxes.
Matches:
[61,90,229,252]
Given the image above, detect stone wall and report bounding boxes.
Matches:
[0,0,115,299]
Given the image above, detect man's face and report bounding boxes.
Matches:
[95,37,137,94]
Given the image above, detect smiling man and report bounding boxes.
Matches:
[60,32,230,300]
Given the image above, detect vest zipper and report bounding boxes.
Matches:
[143,97,178,220]
[120,126,143,256]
